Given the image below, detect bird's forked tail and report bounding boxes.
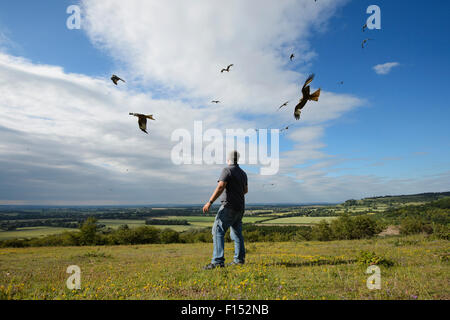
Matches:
[309,89,321,102]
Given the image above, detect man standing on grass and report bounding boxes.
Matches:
[202,150,248,270]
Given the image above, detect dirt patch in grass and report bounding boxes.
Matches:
[378,225,400,237]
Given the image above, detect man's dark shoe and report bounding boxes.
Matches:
[227,261,245,266]
[203,263,225,270]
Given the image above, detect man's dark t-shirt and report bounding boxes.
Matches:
[218,164,248,212]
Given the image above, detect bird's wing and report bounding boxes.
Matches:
[303,74,315,89]
[138,117,148,132]
[146,115,155,120]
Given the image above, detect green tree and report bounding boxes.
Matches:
[80,217,99,245]
[352,216,379,239]
[330,215,355,240]
[311,220,332,241]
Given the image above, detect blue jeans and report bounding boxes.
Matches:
[211,205,245,265]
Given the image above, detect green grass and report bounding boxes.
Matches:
[0,234,448,300]
[0,227,79,241]
[261,216,338,225]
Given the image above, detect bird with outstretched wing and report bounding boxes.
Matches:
[278,101,289,110]
[221,64,234,73]
[294,74,321,120]
[111,75,125,85]
[129,113,155,134]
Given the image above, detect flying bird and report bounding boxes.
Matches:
[263,183,276,188]
[221,64,234,73]
[129,113,155,134]
[111,75,125,85]
[337,81,344,85]
[280,122,295,132]
[278,101,289,110]
[211,100,220,104]
[290,54,295,61]
[294,74,321,120]
[362,23,368,32]
[362,38,374,48]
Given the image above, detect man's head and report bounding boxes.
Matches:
[227,150,240,165]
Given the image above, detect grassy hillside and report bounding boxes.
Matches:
[0,234,448,300]
[359,192,450,205]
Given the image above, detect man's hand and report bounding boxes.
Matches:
[203,181,227,214]
[203,202,211,214]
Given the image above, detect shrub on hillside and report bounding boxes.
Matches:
[357,250,395,267]
[311,215,381,241]
[399,218,433,235]
[311,220,333,241]
[160,229,181,244]
[352,215,382,239]
[430,197,450,209]
[431,224,450,240]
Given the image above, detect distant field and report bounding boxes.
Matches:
[0,216,273,241]
[158,216,269,224]
[261,216,338,225]
[246,210,273,214]
[100,216,272,232]
[99,219,203,232]
[0,227,79,241]
[99,219,147,229]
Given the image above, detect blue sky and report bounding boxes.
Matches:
[0,0,448,205]
[0,0,111,75]
[308,0,450,180]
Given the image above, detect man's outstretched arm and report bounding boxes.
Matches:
[203,181,227,213]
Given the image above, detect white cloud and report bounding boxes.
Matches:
[373,62,400,75]
[80,0,352,115]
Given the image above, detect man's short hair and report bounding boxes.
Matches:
[228,150,240,164]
